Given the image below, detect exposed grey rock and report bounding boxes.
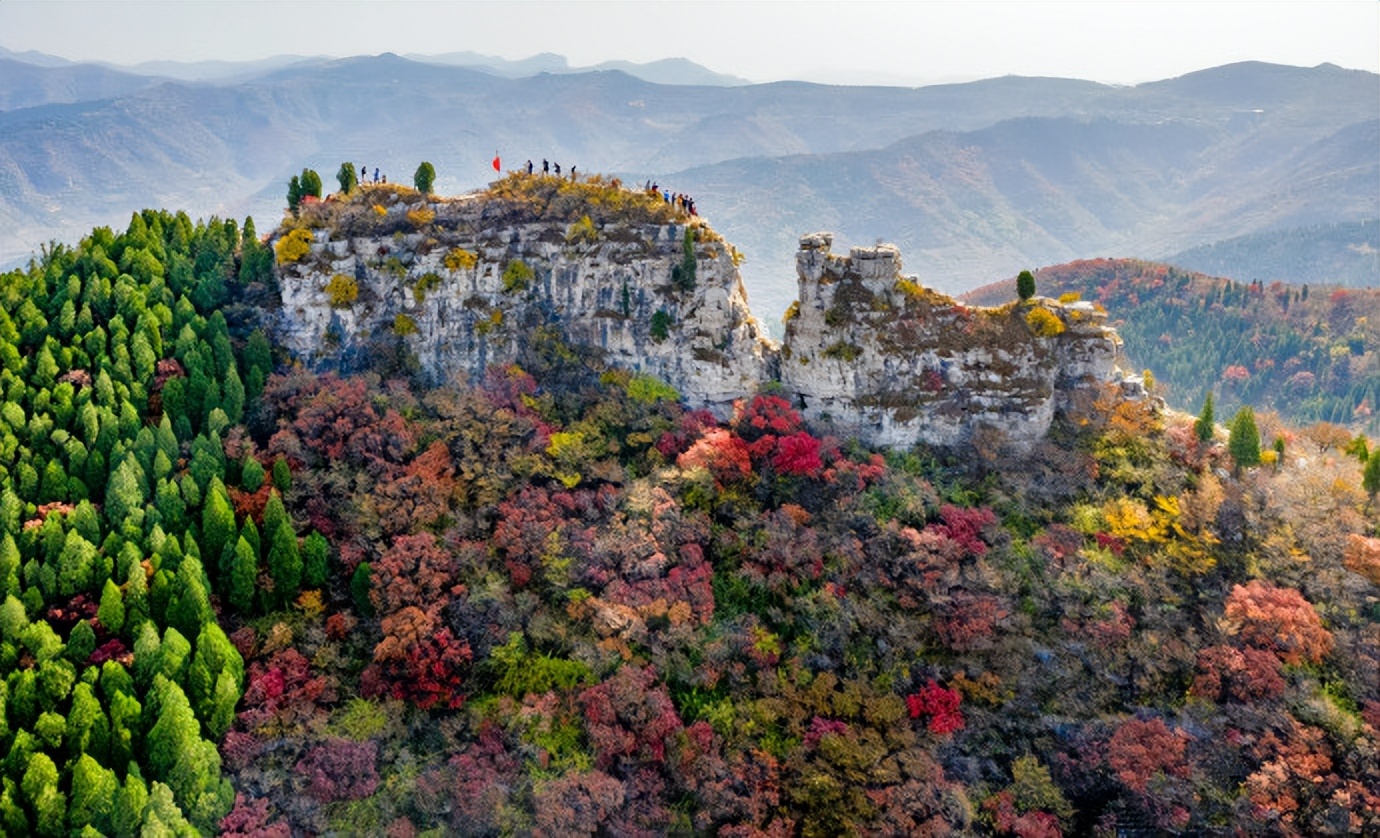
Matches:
[274,195,1140,451]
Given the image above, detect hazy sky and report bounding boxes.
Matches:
[1,0,1377,85]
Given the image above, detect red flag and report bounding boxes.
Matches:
[492,154,501,172]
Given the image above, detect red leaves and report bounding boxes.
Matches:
[1106,717,1190,793]
[1223,581,1332,666]
[771,432,823,477]
[906,680,964,735]
[579,666,684,770]
[1190,645,1285,703]
[931,504,997,558]
[733,394,804,441]
[677,428,752,483]
[294,738,379,801]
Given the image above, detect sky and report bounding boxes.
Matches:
[1,0,1377,86]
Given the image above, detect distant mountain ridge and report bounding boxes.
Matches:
[0,54,1373,312]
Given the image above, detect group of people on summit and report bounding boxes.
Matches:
[357,163,386,185]
[518,159,698,216]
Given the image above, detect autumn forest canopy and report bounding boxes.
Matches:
[0,186,1377,837]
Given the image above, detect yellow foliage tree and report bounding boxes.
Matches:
[1025,307,1066,337]
[325,274,358,309]
[273,228,314,265]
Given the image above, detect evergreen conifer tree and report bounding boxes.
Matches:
[414,161,436,194]
[1017,269,1037,301]
[1228,406,1261,470]
[1194,392,1216,442]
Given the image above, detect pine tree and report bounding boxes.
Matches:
[414,161,436,194]
[287,175,302,215]
[1229,406,1261,470]
[1194,391,1216,442]
[229,536,257,614]
[267,522,301,607]
[1017,269,1037,301]
[1363,448,1380,500]
[337,161,359,194]
[302,530,329,589]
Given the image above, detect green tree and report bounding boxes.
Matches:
[272,457,292,493]
[68,753,118,834]
[267,521,301,607]
[1017,269,1037,301]
[1228,406,1261,470]
[1194,391,1215,442]
[201,478,235,588]
[228,536,258,614]
[98,577,125,635]
[300,168,322,200]
[414,161,436,194]
[336,161,359,195]
[1363,447,1380,500]
[20,751,65,837]
[287,175,302,215]
[302,530,330,589]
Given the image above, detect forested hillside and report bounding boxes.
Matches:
[0,195,1377,836]
[964,259,1380,435]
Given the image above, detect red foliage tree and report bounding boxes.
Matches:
[1223,581,1333,665]
[219,792,291,838]
[1190,645,1286,703]
[370,533,458,616]
[294,738,379,801]
[771,432,823,477]
[677,428,752,484]
[906,680,965,735]
[1105,717,1190,793]
[579,665,684,770]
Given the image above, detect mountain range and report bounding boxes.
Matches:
[0,50,1374,320]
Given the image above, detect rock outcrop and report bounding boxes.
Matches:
[273,178,1140,450]
[782,233,1128,449]
[275,181,773,413]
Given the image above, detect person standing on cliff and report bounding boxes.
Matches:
[543,159,549,175]
[526,160,534,175]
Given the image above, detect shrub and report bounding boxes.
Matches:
[566,215,598,245]
[325,275,359,309]
[1024,307,1065,337]
[502,260,533,293]
[406,207,435,228]
[392,314,418,336]
[1017,269,1036,301]
[444,248,478,272]
[823,341,863,361]
[649,309,672,342]
[1057,291,1082,304]
[413,272,443,304]
[273,228,314,265]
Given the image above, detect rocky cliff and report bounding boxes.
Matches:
[274,177,773,412]
[273,176,1141,450]
[782,234,1132,449]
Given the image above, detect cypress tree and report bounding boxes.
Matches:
[1017,269,1037,301]
[1228,406,1261,470]
[1194,391,1216,442]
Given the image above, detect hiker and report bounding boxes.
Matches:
[526,160,534,175]
[570,166,576,181]
[543,159,549,174]
[554,162,561,176]
[374,167,380,183]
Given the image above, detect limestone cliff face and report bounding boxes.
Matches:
[273,181,1139,450]
[275,183,774,413]
[780,233,1131,449]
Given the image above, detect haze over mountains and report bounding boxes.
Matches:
[0,49,1374,321]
